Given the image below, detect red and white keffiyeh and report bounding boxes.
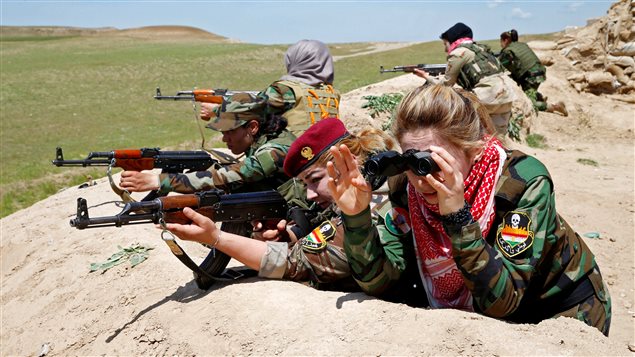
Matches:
[447,37,473,54]
[407,137,506,310]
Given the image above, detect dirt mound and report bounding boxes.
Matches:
[115,26,230,42]
[0,25,232,42]
[0,25,118,37]
[557,0,635,99]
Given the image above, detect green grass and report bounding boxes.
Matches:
[1,31,555,217]
[0,35,446,217]
[577,158,599,167]
[526,134,547,148]
[0,35,80,42]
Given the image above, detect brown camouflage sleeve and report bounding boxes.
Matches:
[428,49,470,87]
[157,145,288,194]
[262,83,296,113]
[258,219,351,284]
[284,219,351,283]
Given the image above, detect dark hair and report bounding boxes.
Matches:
[256,114,288,139]
[440,22,473,43]
[500,29,519,42]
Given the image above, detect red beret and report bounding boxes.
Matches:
[284,117,349,177]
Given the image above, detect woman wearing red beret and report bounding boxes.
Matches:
[160,118,404,292]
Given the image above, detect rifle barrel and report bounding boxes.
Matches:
[52,158,112,167]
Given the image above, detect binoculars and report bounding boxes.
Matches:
[364,149,440,177]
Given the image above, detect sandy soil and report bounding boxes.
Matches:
[1,42,634,355]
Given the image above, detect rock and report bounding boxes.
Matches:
[585,71,616,94]
[610,41,635,56]
[536,52,554,66]
[607,55,635,68]
[528,40,558,51]
[618,29,631,41]
[606,64,631,84]
[567,73,586,83]
[574,82,584,92]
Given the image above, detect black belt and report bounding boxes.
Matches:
[554,275,595,313]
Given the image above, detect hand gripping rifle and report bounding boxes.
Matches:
[71,189,292,288]
[379,63,447,76]
[52,147,218,202]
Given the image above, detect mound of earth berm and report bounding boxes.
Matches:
[1,2,633,355]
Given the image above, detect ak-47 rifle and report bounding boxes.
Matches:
[153,87,261,150]
[52,147,220,202]
[379,63,447,76]
[71,189,288,229]
[153,87,260,117]
[71,189,305,289]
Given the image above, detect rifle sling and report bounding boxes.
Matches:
[107,164,136,203]
[160,230,232,284]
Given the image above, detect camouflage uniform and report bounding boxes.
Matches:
[429,42,516,134]
[157,93,295,194]
[341,151,612,335]
[499,42,548,111]
[258,190,390,292]
[157,133,293,194]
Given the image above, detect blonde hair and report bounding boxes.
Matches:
[393,84,495,152]
[313,128,396,168]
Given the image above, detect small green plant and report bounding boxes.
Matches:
[525,133,547,148]
[507,114,523,142]
[362,93,404,131]
[362,93,404,118]
[577,158,599,166]
[89,244,154,273]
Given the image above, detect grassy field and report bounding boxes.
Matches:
[0,29,555,217]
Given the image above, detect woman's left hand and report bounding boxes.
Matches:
[412,68,429,79]
[424,145,466,215]
[161,207,220,246]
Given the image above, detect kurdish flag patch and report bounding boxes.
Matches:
[384,207,411,236]
[496,211,534,258]
[301,221,336,252]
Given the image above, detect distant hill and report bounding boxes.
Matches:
[0,25,233,42]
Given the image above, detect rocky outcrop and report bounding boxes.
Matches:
[557,0,635,96]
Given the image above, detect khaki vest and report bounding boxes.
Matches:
[273,80,340,136]
[456,42,503,90]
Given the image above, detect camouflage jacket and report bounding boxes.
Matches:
[261,82,297,117]
[157,130,295,194]
[342,150,610,320]
[258,189,392,292]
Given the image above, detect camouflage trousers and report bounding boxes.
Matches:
[555,268,612,336]
[521,75,548,112]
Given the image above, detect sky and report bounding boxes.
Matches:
[1,1,615,44]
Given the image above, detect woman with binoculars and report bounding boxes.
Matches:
[327,84,611,336]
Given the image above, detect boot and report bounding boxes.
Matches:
[546,101,568,117]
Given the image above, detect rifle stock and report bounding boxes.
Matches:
[70,189,289,230]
